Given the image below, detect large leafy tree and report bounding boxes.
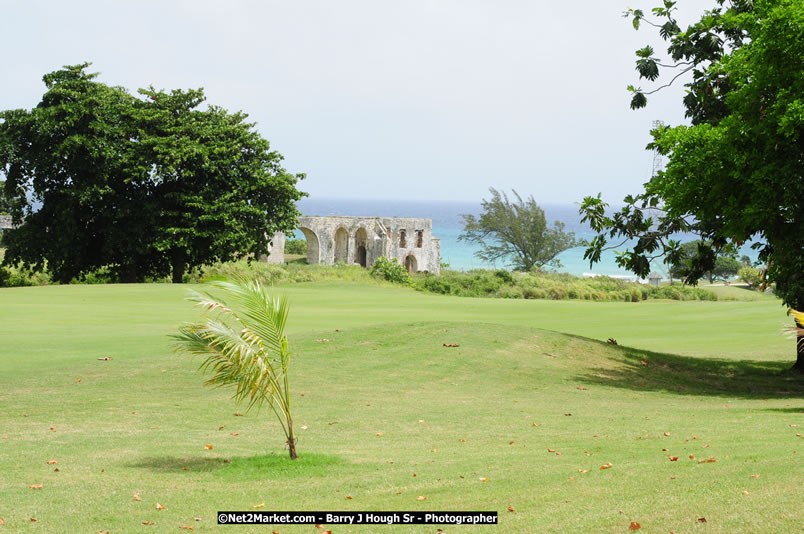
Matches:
[579,0,804,370]
[0,63,306,283]
[460,188,579,271]
[669,240,741,283]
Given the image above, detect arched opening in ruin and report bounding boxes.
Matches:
[405,254,418,274]
[334,227,349,264]
[354,227,368,268]
[298,227,320,265]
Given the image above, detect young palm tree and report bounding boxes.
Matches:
[173,277,298,459]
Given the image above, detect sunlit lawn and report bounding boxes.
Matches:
[0,282,801,532]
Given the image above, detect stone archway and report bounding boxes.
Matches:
[298,227,320,264]
[334,227,349,264]
[354,227,368,268]
[405,254,418,273]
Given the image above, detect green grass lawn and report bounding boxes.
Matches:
[0,282,802,532]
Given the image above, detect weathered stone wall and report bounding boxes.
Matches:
[266,215,441,274]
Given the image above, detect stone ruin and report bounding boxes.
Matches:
[265,216,441,275]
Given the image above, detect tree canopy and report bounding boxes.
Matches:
[669,240,741,283]
[579,0,803,369]
[0,64,305,283]
[460,188,579,271]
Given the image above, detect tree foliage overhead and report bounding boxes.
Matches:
[669,240,741,283]
[460,188,579,272]
[0,63,306,283]
[579,0,803,369]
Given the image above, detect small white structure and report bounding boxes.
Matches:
[648,272,663,287]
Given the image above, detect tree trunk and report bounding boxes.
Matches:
[287,428,298,460]
[171,250,186,284]
[794,319,804,373]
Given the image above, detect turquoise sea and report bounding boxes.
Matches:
[296,197,736,278]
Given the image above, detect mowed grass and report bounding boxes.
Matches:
[0,282,802,533]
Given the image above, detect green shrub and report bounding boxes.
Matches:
[0,263,51,287]
[284,238,307,255]
[738,266,762,288]
[370,257,411,285]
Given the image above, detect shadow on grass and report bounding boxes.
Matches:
[573,339,804,399]
[129,452,344,479]
[763,407,804,413]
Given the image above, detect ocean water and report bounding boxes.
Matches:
[295,197,758,278]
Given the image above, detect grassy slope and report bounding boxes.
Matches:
[0,282,802,533]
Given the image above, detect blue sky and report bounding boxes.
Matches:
[1,0,697,203]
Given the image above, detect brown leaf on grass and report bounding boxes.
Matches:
[97,357,113,360]
[1,436,7,439]
[532,423,541,427]
[29,484,43,489]
[790,424,799,427]
[668,456,679,462]
[346,496,353,500]
[629,522,642,530]
[142,520,154,525]
[156,503,166,510]
[0,518,4,525]
[507,506,515,512]
[479,477,489,482]
[204,444,213,450]
[743,490,750,495]
[640,360,648,366]
[442,343,459,347]
[30,518,38,523]
[697,517,707,523]
[179,527,194,531]
[49,427,55,431]
[431,449,438,453]
[663,432,671,437]
[53,468,59,472]
[703,444,711,448]
[99,530,110,534]
[76,378,82,383]
[689,455,695,460]
[547,448,556,453]
[230,433,239,436]
[509,441,515,445]
[699,457,718,463]
[233,413,244,417]
[133,493,142,501]
[578,469,589,473]
[412,473,417,477]
[600,463,613,470]
[218,426,225,430]
[662,448,669,452]
[576,386,588,390]
[375,432,384,437]
[253,503,265,509]
[417,496,427,501]
[315,339,330,343]
[46,460,58,465]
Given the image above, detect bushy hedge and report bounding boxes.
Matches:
[412,269,717,302]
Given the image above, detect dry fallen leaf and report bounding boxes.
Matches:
[375,432,383,437]
[600,463,613,470]
[46,460,58,465]
[346,496,353,500]
[432,449,438,453]
[442,343,459,347]
[629,522,641,530]
[417,496,427,501]
[0,518,4,525]
[662,448,669,452]
[253,503,265,509]
[30,518,38,523]
[218,426,225,430]
[233,413,244,417]
[578,469,589,473]
[133,493,142,501]
[204,444,213,450]
[156,503,166,510]
[507,506,515,512]
[668,456,679,462]
[179,527,194,531]
[640,360,648,366]
[697,517,707,523]
[142,520,154,525]
[576,386,588,390]
[699,456,718,463]
[663,432,671,437]
[479,477,489,482]
[547,448,556,453]
[29,484,43,489]
[97,356,113,360]
[315,339,330,343]
[751,474,761,478]
[49,427,55,432]
[743,490,750,495]
[509,441,515,445]
[230,433,239,436]
[689,455,695,460]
